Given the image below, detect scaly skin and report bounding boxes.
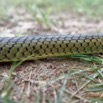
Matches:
[0,34,103,62]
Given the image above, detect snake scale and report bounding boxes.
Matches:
[0,34,103,62]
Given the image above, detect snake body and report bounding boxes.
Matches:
[0,34,103,62]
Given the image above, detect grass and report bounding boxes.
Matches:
[1,55,103,103]
[0,0,103,103]
[69,54,103,64]
[1,0,103,13]
[0,61,23,103]
[0,0,103,26]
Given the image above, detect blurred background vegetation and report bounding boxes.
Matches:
[0,0,103,30]
[0,0,103,17]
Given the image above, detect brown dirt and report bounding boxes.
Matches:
[0,9,103,103]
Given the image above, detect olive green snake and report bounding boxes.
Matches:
[0,34,103,62]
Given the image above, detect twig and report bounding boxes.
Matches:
[72,73,98,97]
[64,89,89,102]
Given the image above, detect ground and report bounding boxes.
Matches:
[0,1,103,103]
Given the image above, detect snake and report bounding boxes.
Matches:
[0,34,103,62]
